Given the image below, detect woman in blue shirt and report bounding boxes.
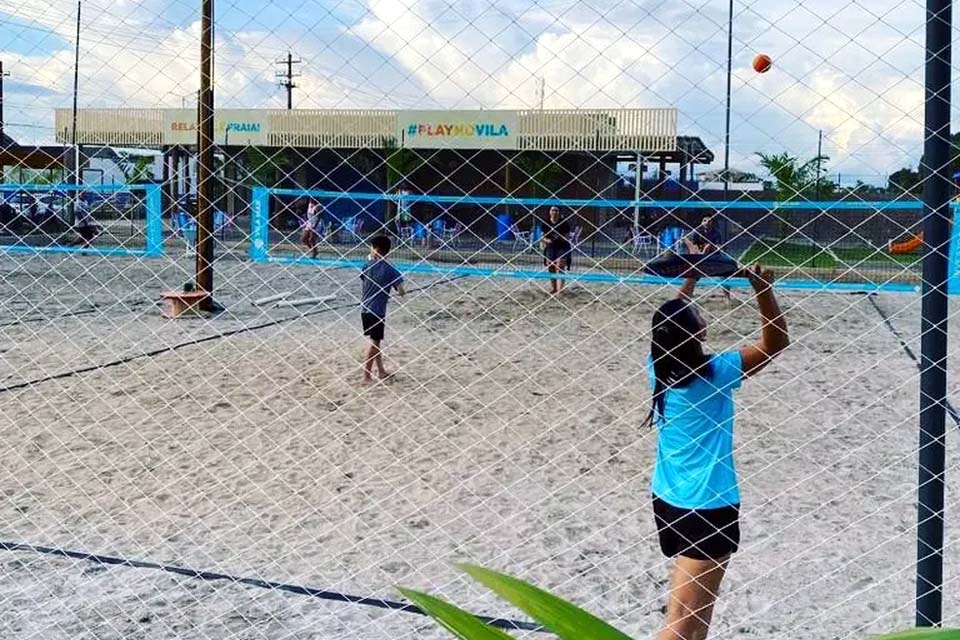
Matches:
[646,264,788,640]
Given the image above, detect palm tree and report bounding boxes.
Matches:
[756,151,832,201]
[400,564,960,639]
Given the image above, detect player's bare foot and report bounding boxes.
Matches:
[378,371,396,383]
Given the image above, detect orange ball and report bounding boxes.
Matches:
[753,54,772,73]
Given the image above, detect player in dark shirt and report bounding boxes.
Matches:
[683,214,732,303]
[360,235,406,384]
[684,215,723,254]
[541,206,572,294]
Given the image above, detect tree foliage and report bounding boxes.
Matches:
[755,151,834,201]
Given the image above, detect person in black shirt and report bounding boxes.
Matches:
[541,205,572,294]
[683,214,732,303]
[683,214,723,254]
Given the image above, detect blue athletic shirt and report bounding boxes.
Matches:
[648,351,743,509]
[360,259,403,318]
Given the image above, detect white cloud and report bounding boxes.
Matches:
[0,0,937,182]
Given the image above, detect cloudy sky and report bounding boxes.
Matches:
[0,0,939,183]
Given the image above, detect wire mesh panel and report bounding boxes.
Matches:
[1,1,959,639]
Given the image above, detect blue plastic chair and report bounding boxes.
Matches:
[176,210,195,236]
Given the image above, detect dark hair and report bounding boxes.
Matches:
[370,234,392,255]
[644,298,711,428]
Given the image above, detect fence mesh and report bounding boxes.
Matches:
[1,0,958,639]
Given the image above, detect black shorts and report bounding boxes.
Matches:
[361,313,385,342]
[544,242,572,269]
[76,225,98,241]
[652,495,740,561]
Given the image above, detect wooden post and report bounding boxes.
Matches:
[195,0,215,309]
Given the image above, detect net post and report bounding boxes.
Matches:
[144,184,163,257]
[250,186,269,262]
[916,0,952,627]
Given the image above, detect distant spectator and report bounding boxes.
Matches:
[684,215,723,254]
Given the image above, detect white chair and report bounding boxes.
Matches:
[351,217,365,241]
[512,227,533,251]
[442,223,463,247]
[569,225,583,249]
[175,210,196,256]
[340,216,364,243]
[511,225,532,250]
[632,232,655,254]
[213,209,232,241]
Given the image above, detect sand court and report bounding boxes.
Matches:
[1,252,958,639]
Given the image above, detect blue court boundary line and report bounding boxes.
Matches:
[0,183,146,193]
[267,256,920,294]
[265,188,931,211]
[0,540,543,632]
[0,245,153,258]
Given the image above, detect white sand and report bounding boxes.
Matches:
[1,251,958,639]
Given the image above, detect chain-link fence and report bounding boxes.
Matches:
[1,0,958,638]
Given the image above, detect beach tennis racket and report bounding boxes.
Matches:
[643,251,740,279]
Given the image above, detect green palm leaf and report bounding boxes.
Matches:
[461,564,634,640]
[875,630,960,639]
[398,588,517,640]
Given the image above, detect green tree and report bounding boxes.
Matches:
[841,179,887,200]
[384,143,423,190]
[21,168,60,185]
[755,151,833,201]
[383,143,426,225]
[117,154,156,184]
[244,147,277,188]
[888,167,923,197]
[514,151,565,196]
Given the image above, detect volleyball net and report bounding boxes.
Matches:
[250,186,945,293]
[0,183,163,257]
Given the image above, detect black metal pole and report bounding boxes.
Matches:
[916,0,951,627]
[815,130,822,200]
[722,0,733,201]
[287,53,293,110]
[196,0,215,306]
[71,0,81,216]
[0,61,9,140]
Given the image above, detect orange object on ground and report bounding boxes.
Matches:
[889,233,922,254]
[160,290,210,319]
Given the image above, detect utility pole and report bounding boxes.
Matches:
[537,77,545,110]
[0,61,10,140]
[815,130,823,200]
[722,0,734,201]
[71,0,82,219]
[275,52,301,110]
[196,0,216,309]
